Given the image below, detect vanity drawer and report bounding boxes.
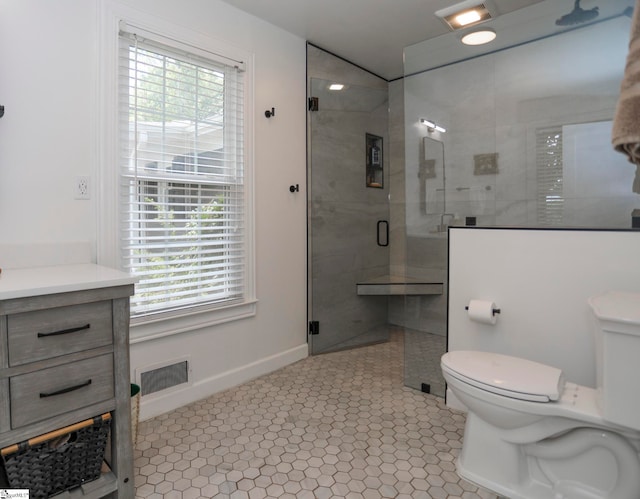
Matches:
[7,301,113,366]
[9,353,114,428]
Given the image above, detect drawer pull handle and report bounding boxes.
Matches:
[37,323,91,338]
[39,379,92,398]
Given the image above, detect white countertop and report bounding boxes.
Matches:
[0,263,137,300]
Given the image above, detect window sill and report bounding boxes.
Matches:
[130,299,258,344]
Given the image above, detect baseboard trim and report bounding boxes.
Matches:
[139,343,308,420]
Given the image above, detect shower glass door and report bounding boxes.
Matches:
[308,78,391,354]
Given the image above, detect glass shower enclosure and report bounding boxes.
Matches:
[307,77,391,354]
[306,45,450,397]
[306,62,449,397]
[401,4,637,398]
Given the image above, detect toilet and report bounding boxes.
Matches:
[441,291,640,499]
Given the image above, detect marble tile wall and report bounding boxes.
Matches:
[388,80,407,279]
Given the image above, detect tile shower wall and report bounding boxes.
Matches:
[389,80,407,279]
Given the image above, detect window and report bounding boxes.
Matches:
[118,24,252,324]
[536,127,564,226]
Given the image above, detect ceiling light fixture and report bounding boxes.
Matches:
[435,1,493,30]
[329,83,344,91]
[455,10,482,27]
[461,29,497,46]
[420,118,446,133]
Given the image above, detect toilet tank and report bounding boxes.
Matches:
[588,291,640,431]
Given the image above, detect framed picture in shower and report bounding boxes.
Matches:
[474,152,499,175]
[366,133,383,188]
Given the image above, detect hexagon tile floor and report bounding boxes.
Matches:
[133,331,498,498]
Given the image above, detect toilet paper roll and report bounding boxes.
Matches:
[467,299,498,325]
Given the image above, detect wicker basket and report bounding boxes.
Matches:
[0,413,111,499]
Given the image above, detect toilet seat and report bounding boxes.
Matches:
[441,350,564,402]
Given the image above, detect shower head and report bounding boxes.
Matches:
[555,0,599,26]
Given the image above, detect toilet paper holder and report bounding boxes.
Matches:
[465,305,501,316]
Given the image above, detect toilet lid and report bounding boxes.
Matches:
[441,350,564,402]
[589,291,640,326]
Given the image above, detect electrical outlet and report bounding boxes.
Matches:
[75,176,90,200]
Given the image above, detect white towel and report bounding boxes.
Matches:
[612,1,640,193]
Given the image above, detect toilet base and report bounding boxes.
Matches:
[457,413,640,499]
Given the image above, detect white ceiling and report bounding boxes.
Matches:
[218,0,625,80]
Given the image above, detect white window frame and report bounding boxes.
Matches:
[97,2,255,343]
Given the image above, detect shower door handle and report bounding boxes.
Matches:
[377,220,389,247]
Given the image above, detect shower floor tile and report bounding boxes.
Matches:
[134,331,497,498]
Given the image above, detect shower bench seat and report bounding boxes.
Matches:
[356,275,443,296]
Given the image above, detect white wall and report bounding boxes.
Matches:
[0,1,98,244]
[448,228,640,391]
[0,0,308,419]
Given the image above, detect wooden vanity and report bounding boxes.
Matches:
[0,264,136,498]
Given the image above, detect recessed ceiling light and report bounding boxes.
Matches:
[455,10,482,26]
[329,83,344,91]
[436,2,493,30]
[461,29,497,46]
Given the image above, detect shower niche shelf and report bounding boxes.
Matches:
[366,133,383,188]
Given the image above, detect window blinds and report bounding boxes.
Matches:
[118,28,246,318]
[536,127,564,226]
